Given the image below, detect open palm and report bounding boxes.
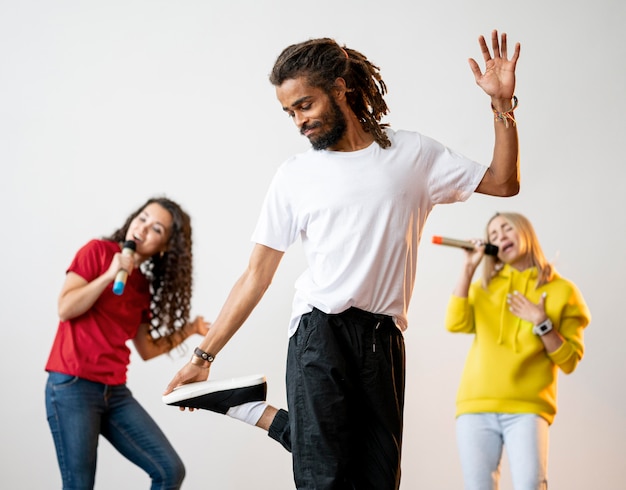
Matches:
[469,30,520,101]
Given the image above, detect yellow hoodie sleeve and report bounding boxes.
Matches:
[445,294,475,333]
[547,283,591,374]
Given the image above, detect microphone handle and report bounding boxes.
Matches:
[435,237,475,250]
[432,236,499,256]
[112,270,129,295]
[112,243,135,295]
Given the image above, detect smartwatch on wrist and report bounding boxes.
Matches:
[532,319,553,336]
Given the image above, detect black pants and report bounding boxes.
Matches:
[269,307,406,490]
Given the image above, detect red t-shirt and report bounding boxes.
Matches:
[45,239,151,385]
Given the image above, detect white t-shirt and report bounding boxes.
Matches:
[252,128,487,337]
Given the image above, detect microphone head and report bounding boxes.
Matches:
[122,240,136,251]
[484,243,499,256]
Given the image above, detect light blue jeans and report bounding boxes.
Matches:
[456,413,549,490]
[45,372,185,490]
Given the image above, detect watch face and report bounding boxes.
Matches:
[534,320,552,336]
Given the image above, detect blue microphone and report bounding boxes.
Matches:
[113,240,136,295]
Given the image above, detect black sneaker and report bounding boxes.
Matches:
[162,374,267,414]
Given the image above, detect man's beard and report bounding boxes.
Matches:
[302,97,347,151]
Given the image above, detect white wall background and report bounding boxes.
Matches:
[1,1,624,488]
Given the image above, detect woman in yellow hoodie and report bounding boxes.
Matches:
[445,212,591,490]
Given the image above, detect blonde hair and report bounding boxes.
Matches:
[481,212,554,289]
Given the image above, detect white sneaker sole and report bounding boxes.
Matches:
[162,374,267,414]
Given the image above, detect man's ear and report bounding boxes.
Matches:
[332,77,348,100]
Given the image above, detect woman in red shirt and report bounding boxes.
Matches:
[45,196,209,490]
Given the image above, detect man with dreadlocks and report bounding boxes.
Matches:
[164,30,521,489]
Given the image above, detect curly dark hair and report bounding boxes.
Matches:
[106,196,193,348]
[269,38,391,148]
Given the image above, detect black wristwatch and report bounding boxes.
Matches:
[532,319,553,336]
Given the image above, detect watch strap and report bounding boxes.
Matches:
[193,347,215,363]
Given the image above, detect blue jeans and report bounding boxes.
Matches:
[456,413,549,490]
[45,372,185,490]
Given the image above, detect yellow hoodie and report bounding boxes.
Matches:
[445,265,591,424]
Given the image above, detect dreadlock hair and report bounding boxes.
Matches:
[481,212,554,290]
[269,38,391,149]
[106,196,193,349]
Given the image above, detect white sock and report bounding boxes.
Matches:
[226,401,267,426]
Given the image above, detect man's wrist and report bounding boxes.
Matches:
[189,355,211,368]
[490,96,515,112]
[491,96,518,128]
[189,347,215,368]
